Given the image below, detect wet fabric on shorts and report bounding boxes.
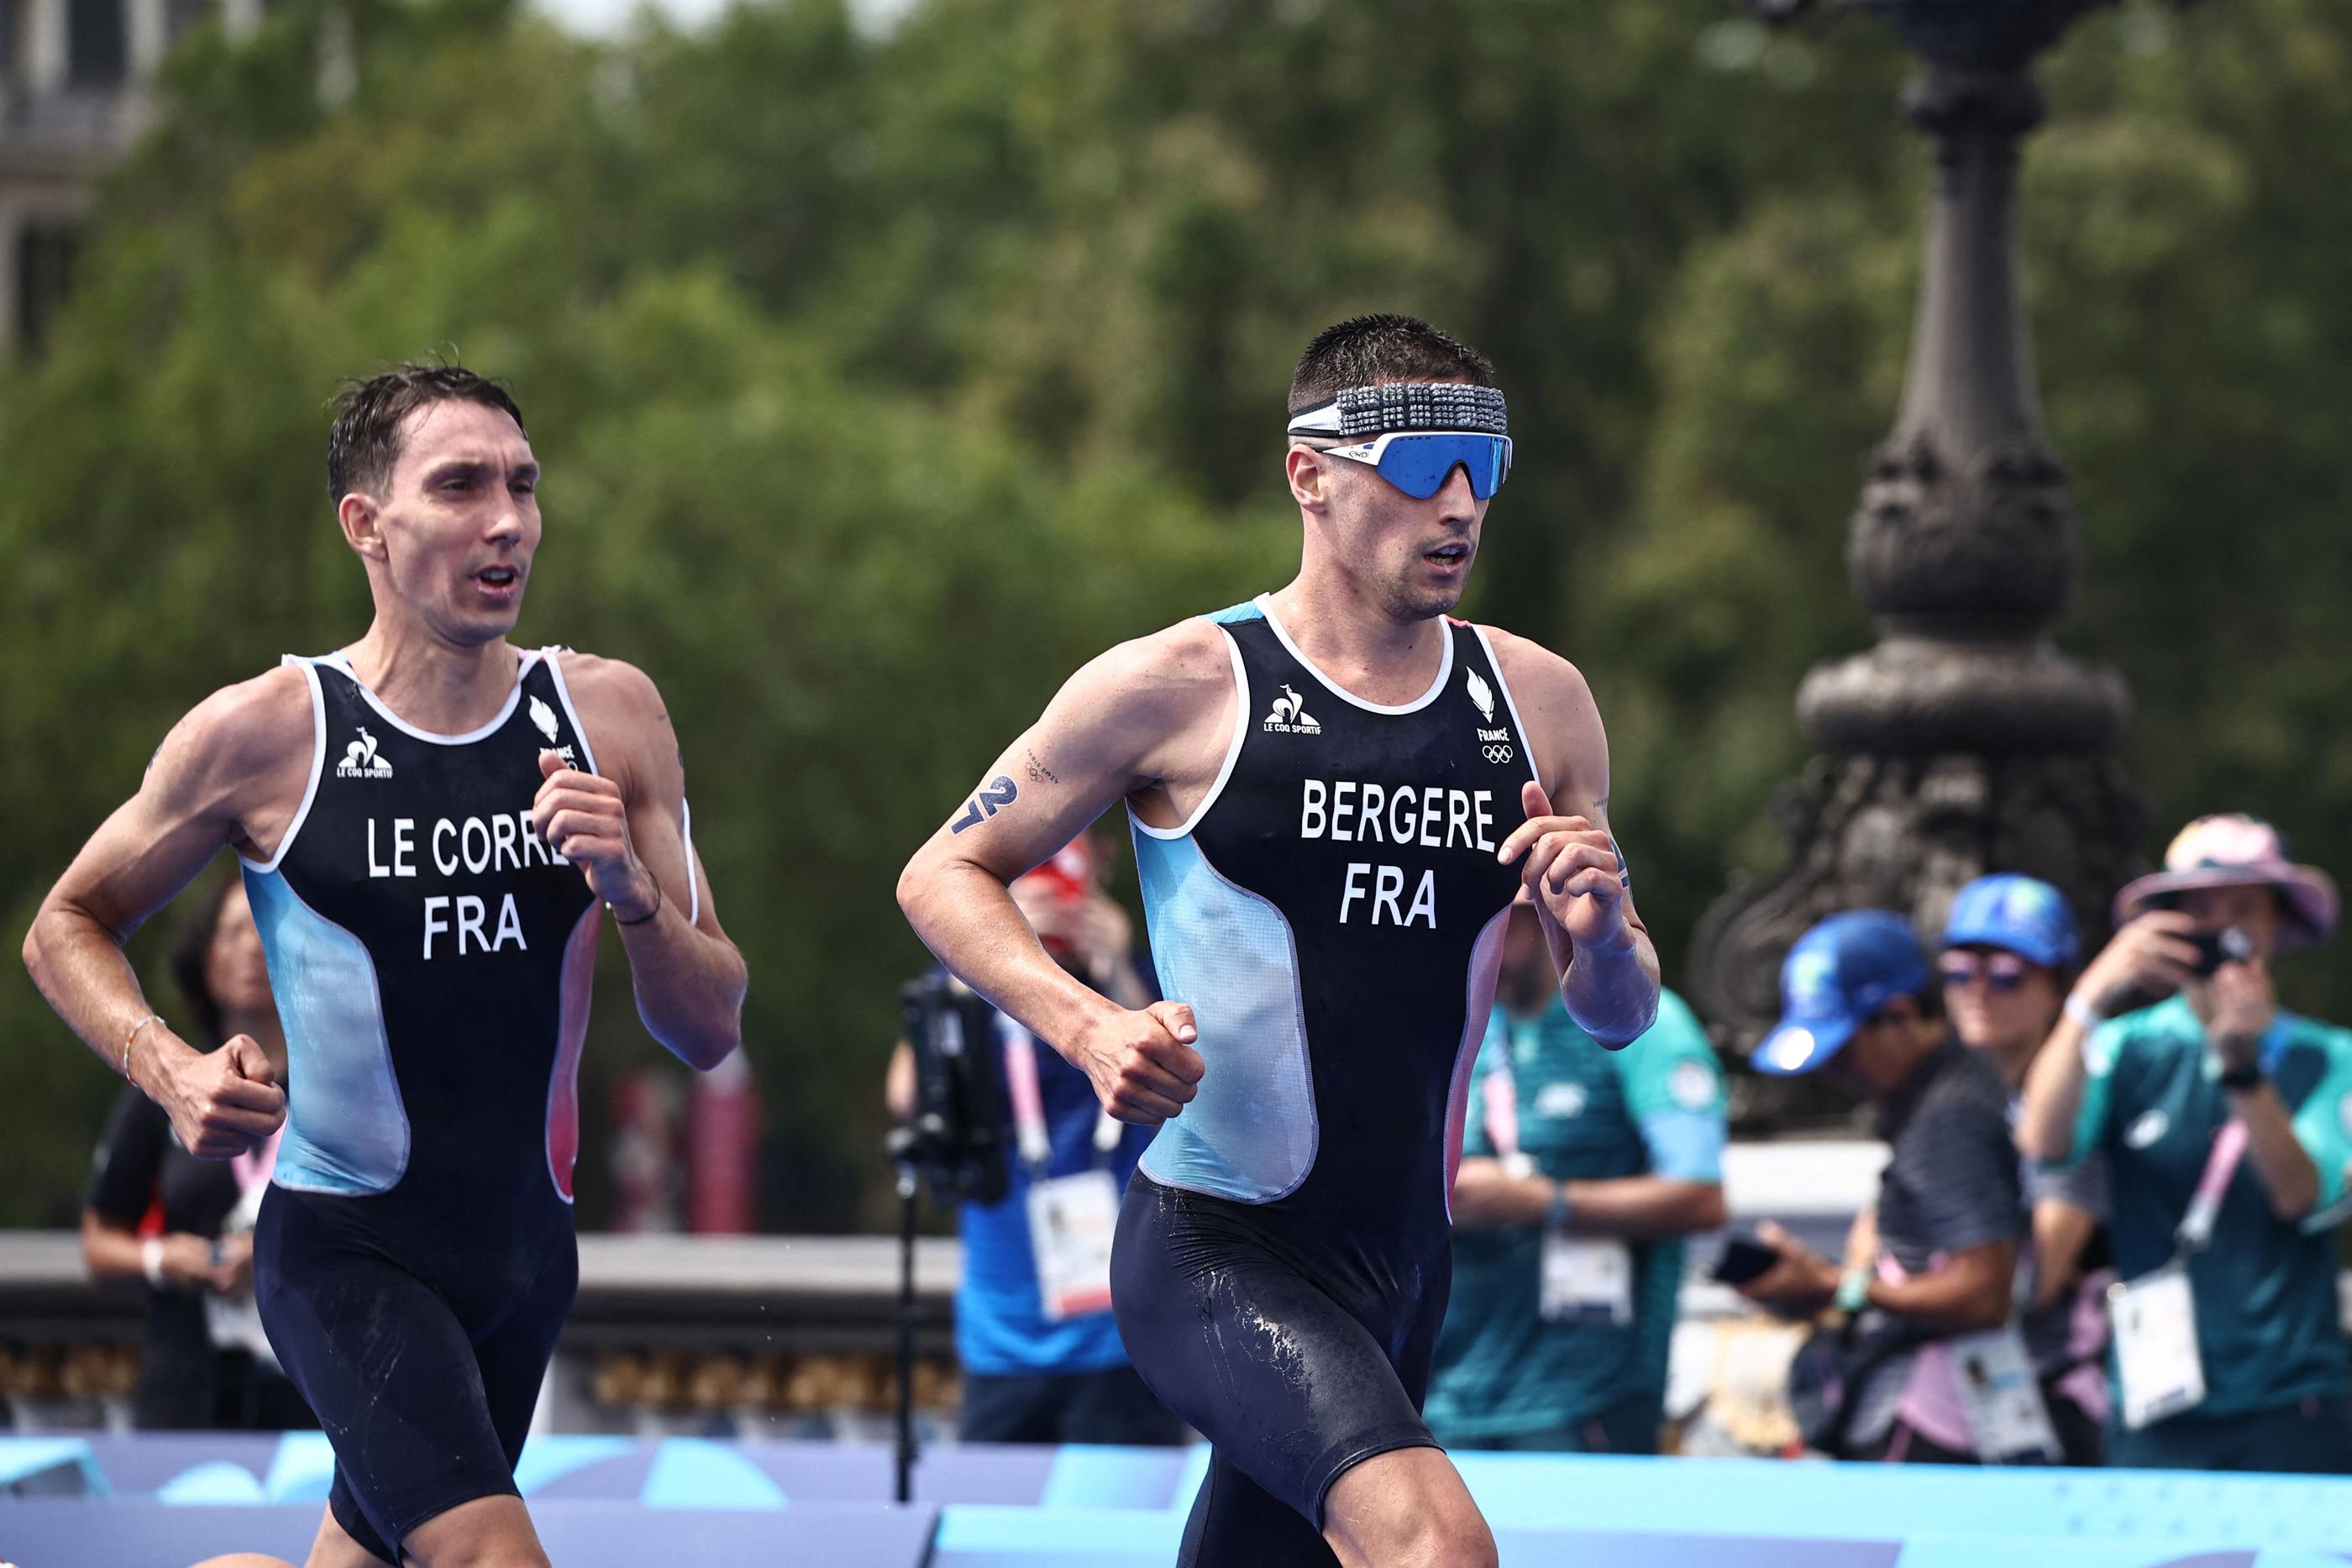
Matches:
[255,1183,576,1561]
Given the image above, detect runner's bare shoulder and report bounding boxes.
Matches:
[1056,616,1242,814]
[543,649,675,786]
[1068,616,1235,743]
[546,649,658,714]
[155,663,319,850]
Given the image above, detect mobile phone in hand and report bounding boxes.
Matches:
[1711,1235,1779,1287]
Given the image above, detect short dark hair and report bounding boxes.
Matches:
[328,361,528,503]
[1287,313,1496,413]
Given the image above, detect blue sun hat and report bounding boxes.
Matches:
[1942,873,2079,970]
[1753,910,1929,1076]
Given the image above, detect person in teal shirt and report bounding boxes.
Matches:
[2019,815,2352,1472]
[1425,896,1728,1452]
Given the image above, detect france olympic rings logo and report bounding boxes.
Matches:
[1482,742,1515,764]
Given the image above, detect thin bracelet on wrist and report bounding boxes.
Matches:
[1835,1265,1871,1315]
[122,1013,164,1085]
[612,878,663,927]
[2061,993,2104,1032]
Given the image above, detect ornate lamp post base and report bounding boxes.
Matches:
[1692,1,2154,1054]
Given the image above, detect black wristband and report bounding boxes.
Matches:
[612,878,663,927]
[2218,1058,2264,1092]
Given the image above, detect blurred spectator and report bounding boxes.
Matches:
[886,834,1183,1445]
[1939,873,2112,1464]
[81,874,313,1430]
[2018,815,2352,1473]
[1740,912,2024,1464]
[1424,896,1726,1453]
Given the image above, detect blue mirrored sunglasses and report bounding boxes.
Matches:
[1320,432,1512,501]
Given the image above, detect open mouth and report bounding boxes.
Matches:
[1425,542,1470,569]
[477,564,520,590]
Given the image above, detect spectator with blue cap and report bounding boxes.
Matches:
[2018,815,2352,1472]
[1941,873,2080,1087]
[1940,873,2111,1464]
[1735,910,2024,1463]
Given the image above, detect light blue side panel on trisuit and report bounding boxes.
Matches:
[242,866,409,1195]
[1126,830,1315,1202]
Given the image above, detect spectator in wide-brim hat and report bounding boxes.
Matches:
[2110,813,2339,948]
[2017,815,2352,1474]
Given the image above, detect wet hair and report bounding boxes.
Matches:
[327,360,528,503]
[167,875,239,1051]
[1287,314,1496,415]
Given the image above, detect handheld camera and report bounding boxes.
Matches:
[890,972,1010,1206]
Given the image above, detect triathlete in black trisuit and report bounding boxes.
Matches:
[900,315,1661,1568]
[24,364,747,1568]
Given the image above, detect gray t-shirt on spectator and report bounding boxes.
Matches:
[1851,1036,2024,1450]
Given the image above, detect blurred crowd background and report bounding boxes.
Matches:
[3,0,2350,1255]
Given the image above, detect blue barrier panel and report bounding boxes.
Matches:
[642,1436,791,1509]
[12,1435,2351,1567]
[0,1498,940,1568]
[1451,1453,2352,1553]
[0,1438,102,1500]
[81,1434,276,1497]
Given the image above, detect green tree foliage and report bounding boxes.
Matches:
[3,0,2347,1225]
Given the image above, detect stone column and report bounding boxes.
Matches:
[127,0,166,78]
[25,0,70,96]
[1691,3,2148,1052]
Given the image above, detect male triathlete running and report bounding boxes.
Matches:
[899,314,1660,1568]
[23,364,747,1568]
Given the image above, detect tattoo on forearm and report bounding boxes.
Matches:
[949,776,1019,834]
[1024,749,1058,785]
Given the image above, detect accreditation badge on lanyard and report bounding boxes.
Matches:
[2110,1119,2245,1429]
[1946,1324,2061,1462]
[1003,1025,1122,1322]
[1484,1051,1633,1325]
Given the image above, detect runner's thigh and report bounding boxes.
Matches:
[1111,1177,1436,1534]
[256,1194,517,1560]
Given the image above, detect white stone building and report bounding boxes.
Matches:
[0,0,265,359]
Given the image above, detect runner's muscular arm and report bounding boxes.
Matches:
[897,621,1229,1125]
[545,654,745,1071]
[22,673,304,1156]
[1487,631,1661,1047]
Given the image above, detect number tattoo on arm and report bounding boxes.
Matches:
[950,776,1020,835]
